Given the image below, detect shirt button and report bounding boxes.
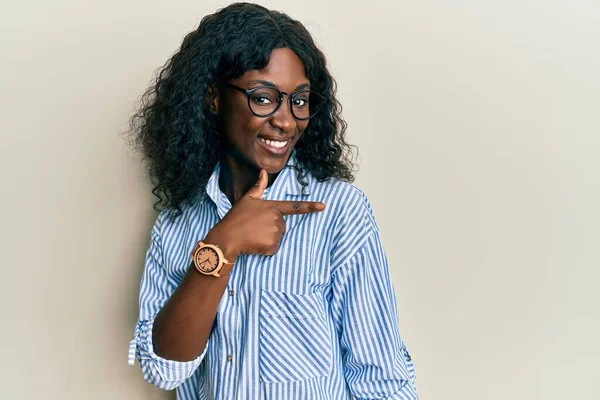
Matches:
[229,289,234,297]
[227,355,232,362]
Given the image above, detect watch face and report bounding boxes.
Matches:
[194,247,220,273]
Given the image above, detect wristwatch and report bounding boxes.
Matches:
[190,241,235,278]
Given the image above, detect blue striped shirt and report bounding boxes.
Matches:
[128,151,417,399]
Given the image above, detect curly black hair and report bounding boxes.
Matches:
[125,2,357,219]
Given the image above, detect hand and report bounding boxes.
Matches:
[204,169,326,260]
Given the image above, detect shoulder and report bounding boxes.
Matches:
[309,177,380,267]
[311,177,376,228]
[150,200,202,238]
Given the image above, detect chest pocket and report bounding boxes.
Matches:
[259,289,333,383]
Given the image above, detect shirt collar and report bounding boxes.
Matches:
[203,150,311,216]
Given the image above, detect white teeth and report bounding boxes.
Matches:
[259,138,288,149]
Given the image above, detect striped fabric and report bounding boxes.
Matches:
[128,150,418,399]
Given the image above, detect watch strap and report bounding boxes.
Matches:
[215,260,235,277]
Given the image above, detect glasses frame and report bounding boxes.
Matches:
[221,83,325,121]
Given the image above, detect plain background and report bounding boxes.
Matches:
[1,0,598,399]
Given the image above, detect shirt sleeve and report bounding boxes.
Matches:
[127,213,208,390]
[330,226,418,399]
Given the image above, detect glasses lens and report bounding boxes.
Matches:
[249,88,280,117]
[291,91,324,120]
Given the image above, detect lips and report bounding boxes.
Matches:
[256,135,293,156]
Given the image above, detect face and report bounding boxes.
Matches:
[211,47,310,174]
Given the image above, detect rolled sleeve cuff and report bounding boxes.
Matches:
[128,318,208,389]
[386,379,418,400]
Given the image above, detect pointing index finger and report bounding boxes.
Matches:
[269,200,326,215]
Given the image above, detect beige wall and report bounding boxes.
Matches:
[1,1,598,399]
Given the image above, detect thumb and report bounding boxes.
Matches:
[245,169,268,199]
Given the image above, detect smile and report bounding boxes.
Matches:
[258,137,289,149]
[256,136,293,156]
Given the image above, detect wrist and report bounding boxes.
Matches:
[203,231,239,262]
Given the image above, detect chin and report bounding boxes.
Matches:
[257,157,289,175]
[255,152,294,175]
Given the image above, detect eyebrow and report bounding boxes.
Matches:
[246,79,311,91]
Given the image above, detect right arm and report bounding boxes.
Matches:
[127,218,238,390]
[151,232,239,363]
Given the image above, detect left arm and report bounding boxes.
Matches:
[330,229,417,399]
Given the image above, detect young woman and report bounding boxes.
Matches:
[127,3,417,399]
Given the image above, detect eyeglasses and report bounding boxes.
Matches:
[221,83,325,120]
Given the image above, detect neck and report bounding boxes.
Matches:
[218,154,278,205]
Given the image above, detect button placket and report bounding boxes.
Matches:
[223,255,244,368]
[226,287,235,366]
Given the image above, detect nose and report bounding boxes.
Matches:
[269,96,296,132]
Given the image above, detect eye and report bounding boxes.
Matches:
[250,88,278,107]
[252,95,272,105]
[292,92,310,108]
[295,99,307,107]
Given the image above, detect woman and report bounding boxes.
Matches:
[127,3,417,399]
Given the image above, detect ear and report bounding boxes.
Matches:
[206,84,220,115]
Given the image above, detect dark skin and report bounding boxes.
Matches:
[152,48,327,361]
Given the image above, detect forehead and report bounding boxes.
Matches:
[237,48,308,90]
